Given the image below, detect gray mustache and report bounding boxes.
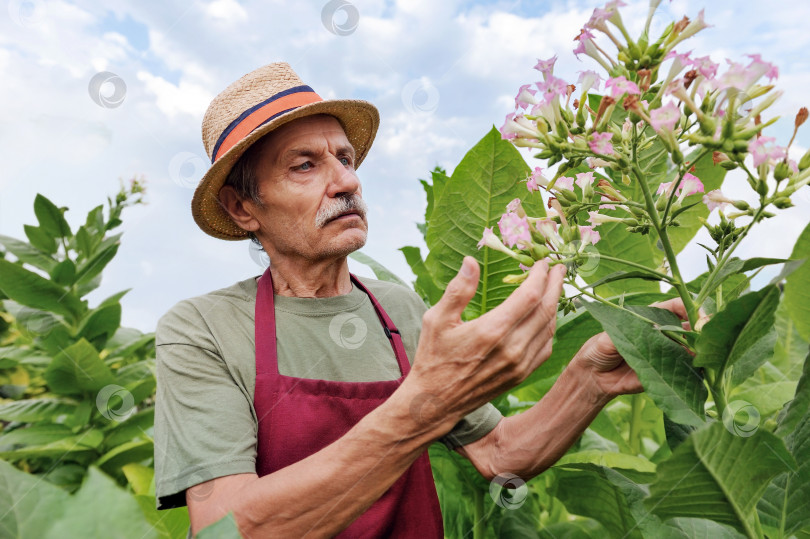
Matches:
[315,195,368,228]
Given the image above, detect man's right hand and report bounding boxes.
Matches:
[403,256,566,435]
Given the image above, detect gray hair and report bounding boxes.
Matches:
[221,137,268,246]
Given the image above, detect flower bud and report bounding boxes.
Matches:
[774,161,791,181]
[656,195,667,211]
[773,197,793,209]
[720,161,738,171]
[732,200,749,211]
[756,178,769,197]
[798,149,810,171]
[531,244,551,259]
[503,273,529,284]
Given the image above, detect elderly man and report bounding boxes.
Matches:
[154,63,653,537]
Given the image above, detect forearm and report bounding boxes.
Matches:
[461,359,611,481]
[192,383,456,537]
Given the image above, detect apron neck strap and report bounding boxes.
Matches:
[255,268,411,376]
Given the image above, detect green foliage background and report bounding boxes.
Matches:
[0,129,808,538]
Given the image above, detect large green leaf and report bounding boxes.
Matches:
[553,465,643,539]
[0,429,103,460]
[134,495,191,539]
[400,246,443,306]
[23,224,57,255]
[537,519,609,538]
[758,405,810,538]
[0,424,75,452]
[44,338,115,395]
[348,251,407,287]
[424,127,534,319]
[0,259,84,321]
[0,234,57,272]
[76,302,122,349]
[74,241,119,287]
[694,286,780,386]
[43,467,158,539]
[646,422,795,536]
[0,398,77,422]
[771,300,810,381]
[197,513,242,539]
[776,350,810,438]
[785,222,810,341]
[585,301,707,426]
[34,194,71,238]
[0,459,69,538]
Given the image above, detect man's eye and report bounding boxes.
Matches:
[339,156,351,166]
[298,162,312,171]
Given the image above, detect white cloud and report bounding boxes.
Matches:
[137,70,214,118]
[204,0,248,23]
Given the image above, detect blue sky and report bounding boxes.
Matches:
[2,0,809,331]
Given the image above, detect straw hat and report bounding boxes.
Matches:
[191,62,380,240]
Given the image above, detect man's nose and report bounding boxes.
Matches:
[326,156,361,198]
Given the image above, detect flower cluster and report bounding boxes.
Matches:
[484,0,810,285]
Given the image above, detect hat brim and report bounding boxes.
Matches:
[191,99,379,240]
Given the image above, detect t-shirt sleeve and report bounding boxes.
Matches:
[153,300,258,510]
[393,285,504,449]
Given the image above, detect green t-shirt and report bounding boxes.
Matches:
[154,275,502,509]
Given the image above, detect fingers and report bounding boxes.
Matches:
[429,256,480,324]
[652,297,689,321]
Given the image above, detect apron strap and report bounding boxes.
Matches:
[350,275,411,376]
[255,269,411,376]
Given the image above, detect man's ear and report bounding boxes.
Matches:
[218,186,261,233]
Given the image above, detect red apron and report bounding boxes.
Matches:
[253,269,444,538]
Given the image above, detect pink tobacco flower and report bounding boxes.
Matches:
[702,189,735,212]
[605,76,641,99]
[691,55,718,80]
[746,54,779,82]
[587,211,625,226]
[534,219,563,249]
[515,84,539,110]
[498,212,532,249]
[588,132,615,155]
[680,173,705,196]
[573,28,597,59]
[537,76,569,103]
[665,50,692,80]
[657,181,675,196]
[527,167,548,192]
[555,176,575,191]
[499,113,518,140]
[500,113,539,141]
[748,136,786,167]
[578,225,601,246]
[534,55,557,76]
[649,101,681,132]
[577,70,603,95]
[575,172,595,189]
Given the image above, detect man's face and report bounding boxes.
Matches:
[249,115,368,262]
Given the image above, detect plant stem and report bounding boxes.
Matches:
[569,282,691,348]
[473,488,485,539]
[628,394,645,455]
[630,125,699,329]
[694,206,765,307]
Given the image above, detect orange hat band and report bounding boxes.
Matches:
[211,85,322,163]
